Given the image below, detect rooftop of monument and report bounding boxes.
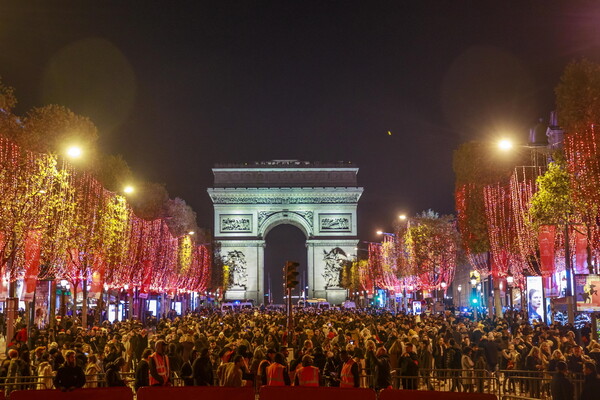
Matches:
[213,160,358,169]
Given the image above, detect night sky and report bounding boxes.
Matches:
[2,1,600,244]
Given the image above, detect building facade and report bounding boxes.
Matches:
[207,160,363,304]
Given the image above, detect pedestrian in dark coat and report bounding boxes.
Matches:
[134,349,152,391]
[192,348,214,385]
[551,361,574,400]
[105,357,127,387]
[581,362,600,400]
[53,350,86,392]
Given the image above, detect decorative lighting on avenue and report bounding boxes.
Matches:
[124,185,135,194]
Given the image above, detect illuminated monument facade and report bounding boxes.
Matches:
[207,160,363,304]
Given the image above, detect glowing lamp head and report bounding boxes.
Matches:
[399,214,407,221]
[123,185,134,194]
[188,231,195,235]
[457,284,462,292]
[498,139,513,151]
[66,145,83,159]
[124,284,129,290]
[506,274,514,285]
[376,230,383,235]
[441,281,447,289]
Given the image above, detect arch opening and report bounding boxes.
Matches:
[264,224,307,304]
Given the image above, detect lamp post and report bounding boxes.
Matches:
[457,284,462,308]
[470,273,478,321]
[506,273,514,309]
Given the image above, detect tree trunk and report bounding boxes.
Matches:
[71,281,77,318]
[49,280,57,329]
[494,279,502,319]
[82,280,88,328]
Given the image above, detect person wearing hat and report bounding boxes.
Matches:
[295,355,320,386]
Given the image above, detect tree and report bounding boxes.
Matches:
[528,160,575,227]
[95,154,134,194]
[21,105,99,165]
[0,76,21,141]
[555,58,600,134]
[164,198,199,238]
[0,143,72,280]
[128,181,169,220]
[405,210,459,289]
[453,141,529,271]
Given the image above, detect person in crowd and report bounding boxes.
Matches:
[192,347,214,386]
[217,354,246,387]
[339,349,359,388]
[550,361,573,400]
[134,348,152,391]
[5,349,23,396]
[37,352,54,389]
[149,340,171,386]
[461,346,475,393]
[370,346,392,391]
[581,361,600,400]
[295,355,320,386]
[84,354,102,388]
[105,357,127,387]
[257,348,276,386]
[266,353,290,386]
[53,350,86,392]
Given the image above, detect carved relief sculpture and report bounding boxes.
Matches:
[224,250,248,288]
[322,247,348,288]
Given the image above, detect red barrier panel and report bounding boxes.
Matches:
[260,386,377,400]
[137,386,255,400]
[9,387,133,400]
[379,389,497,400]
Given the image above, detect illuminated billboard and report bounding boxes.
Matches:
[527,276,545,324]
[575,274,600,312]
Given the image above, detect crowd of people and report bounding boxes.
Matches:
[0,307,599,400]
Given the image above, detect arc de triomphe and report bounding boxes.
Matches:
[207,160,363,305]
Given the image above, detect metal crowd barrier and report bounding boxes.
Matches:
[0,368,587,399]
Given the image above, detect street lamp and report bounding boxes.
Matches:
[457,284,462,308]
[377,231,396,237]
[470,273,478,286]
[398,214,407,221]
[506,273,514,309]
[498,138,514,151]
[66,145,83,159]
[123,185,135,194]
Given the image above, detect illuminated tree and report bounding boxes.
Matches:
[405,210,459,289]
[0,141,72,280]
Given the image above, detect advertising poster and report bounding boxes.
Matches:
[412,300,422,314]
[544,270,568,298]
[575,274,600,312]
[527,276,545,324]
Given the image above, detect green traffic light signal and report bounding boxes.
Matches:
[285,261,300,289]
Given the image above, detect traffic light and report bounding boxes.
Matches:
[285,261,300,289]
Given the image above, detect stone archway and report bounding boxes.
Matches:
[207,160,363,304]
